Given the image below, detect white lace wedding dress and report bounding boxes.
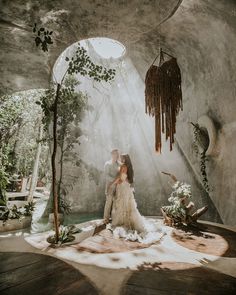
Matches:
[109,173,164,244]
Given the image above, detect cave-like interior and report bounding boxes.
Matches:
[0,1,236,294]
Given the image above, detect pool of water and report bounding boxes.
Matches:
[31,198,103,233]
[64,212,103,225]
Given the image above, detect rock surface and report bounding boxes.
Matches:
[1,0,236,225]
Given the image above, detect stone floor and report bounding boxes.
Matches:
[0,219,236,295]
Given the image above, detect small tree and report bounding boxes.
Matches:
[39,76,89,214]
[34,26,116,243]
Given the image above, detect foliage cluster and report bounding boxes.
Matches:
[0,201,36,224]
[191,122,210,193]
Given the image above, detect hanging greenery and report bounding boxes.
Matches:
[200,151,210,193]
[33,23,53,52]
[191,122,210,193]
[145,49,182,153]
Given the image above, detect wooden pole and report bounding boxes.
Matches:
[51,83,61,243]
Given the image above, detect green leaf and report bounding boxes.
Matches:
[35,37,41,47]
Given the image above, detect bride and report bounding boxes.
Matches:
[107,154,165,243]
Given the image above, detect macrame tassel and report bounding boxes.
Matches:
[145,52,182,153]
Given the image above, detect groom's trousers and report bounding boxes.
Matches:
[103,183,116,219]
[103,193,113,220]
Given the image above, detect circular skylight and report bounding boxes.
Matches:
[80,37,126,59]
[53,37,126,82]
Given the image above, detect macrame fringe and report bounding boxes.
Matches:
[145,51,182,153]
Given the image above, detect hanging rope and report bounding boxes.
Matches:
[145,49,182,153]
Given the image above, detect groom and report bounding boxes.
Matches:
[103,149,121,223]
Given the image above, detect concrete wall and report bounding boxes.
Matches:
[147,0,236,225]
[1,0,236,225]
[54,0,236,225]
[53,43,221,224]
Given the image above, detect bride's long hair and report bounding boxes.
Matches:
[121,154,134,184]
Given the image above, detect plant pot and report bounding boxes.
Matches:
[0,216,32,232]
[197,115,217,156]
[67,226,96,245]
[51,224,96,246]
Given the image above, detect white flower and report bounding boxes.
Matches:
[19,207,25,214]
[172,182,192,198]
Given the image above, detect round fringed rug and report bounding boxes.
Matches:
[75,229,151,253]
[171,224,236,257]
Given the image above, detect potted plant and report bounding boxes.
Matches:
[0,201,35,232]
[46,224,81,245]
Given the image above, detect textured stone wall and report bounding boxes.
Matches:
[156,0,236,225]
[126,0,236,225]
[1,0,236,224]
[53,44,221,224]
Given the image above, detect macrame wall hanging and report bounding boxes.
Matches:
[145,48,183,153]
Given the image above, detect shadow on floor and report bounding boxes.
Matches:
[171,223,236,257]
[0,252,98,295]
[123,261,236,295]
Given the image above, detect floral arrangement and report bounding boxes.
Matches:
[170,181,192,200]
[162,182,192,222]
[0,201,35,225]
[161,175,208,226]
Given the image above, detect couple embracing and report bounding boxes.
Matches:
[103,149,164,243]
